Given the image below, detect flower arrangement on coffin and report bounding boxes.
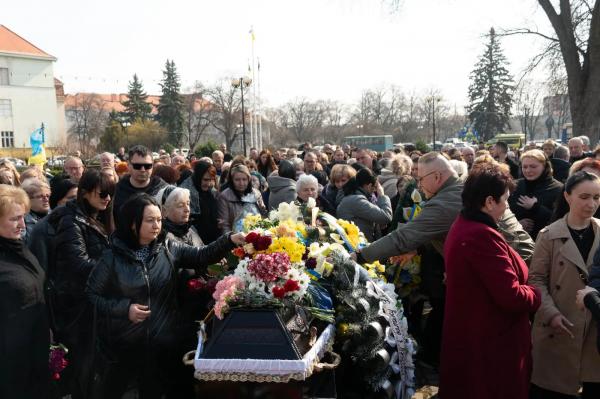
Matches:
[198,200,415,397]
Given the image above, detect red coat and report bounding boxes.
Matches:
[440,214,541,399]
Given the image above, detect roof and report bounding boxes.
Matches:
[0,25,56,60]
[65,93,161,113]
[64,93,213,113]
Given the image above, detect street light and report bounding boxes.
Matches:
[356,124,364,134]
[121,120,131,149]
[231,76,252,156]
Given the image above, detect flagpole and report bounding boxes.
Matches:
[257,58,263,147]
[250,26,258,150]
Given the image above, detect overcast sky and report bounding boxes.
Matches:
[4,0,552,110]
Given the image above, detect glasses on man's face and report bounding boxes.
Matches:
[32,193,50,200]
[131,163,153,170]
[416,170,438,183]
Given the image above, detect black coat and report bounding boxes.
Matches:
[86,232,234,348]
[113,175,167,218]
[508,174,563,240]
[550,157,570,183]
[0,237,49,399]
[54,200,110,329]
[27,205,69,275]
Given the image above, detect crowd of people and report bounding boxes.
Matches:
[1,135,600,398]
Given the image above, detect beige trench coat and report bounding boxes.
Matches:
[529,215,600,395]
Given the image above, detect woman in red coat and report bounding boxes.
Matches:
[440,162,541,399]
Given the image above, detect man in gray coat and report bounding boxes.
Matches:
[358,152,534,263]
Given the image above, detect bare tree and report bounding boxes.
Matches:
[514,80,544,141]
[206,79,244,150]
[284,98,326,143]
[501,1,600,142]
[184,81,213,150]
[66,93,107,154]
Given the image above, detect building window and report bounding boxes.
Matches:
[1,131,14,148]
[0,99,12,117]
[0,68,8,85]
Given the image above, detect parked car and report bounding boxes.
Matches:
[47,156,67,168]
[0,157,26,167]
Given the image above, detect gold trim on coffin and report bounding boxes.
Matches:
[194,371,306,383]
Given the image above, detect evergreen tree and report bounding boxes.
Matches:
[121,74,152,123]
[99,120,125,152]
[467,27,514,141]
[157,60,185,146]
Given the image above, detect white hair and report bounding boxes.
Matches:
[449,159,468,178]
[296,174,318,192]
[155,186,190,212]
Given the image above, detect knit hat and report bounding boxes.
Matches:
[49,178,77,209]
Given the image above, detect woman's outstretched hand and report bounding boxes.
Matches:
[230,232,246,246]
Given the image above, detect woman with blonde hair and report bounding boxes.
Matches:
[0,185,49,398]
[324,163,357,208]
[0,160,20,186]
[508,149,563,240]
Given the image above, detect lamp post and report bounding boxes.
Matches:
[231,76,252,156]
[356,124,364,135]
[121,120,131,150]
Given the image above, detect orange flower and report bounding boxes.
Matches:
[232,247,246,258]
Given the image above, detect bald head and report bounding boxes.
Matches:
[417,152,457,199]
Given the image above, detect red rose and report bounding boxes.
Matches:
[245,232,260,244]
[272,286,286,299]
[283,279,300,292]
[254,235,272,251]
[232,247,246,258]
[305,257,317,269]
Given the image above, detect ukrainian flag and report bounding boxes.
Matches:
[28,124,47,166]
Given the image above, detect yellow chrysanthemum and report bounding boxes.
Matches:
[266,236,305,263]
[338,219,361,248]
[242,214,262,232]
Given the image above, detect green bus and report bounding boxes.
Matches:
[342,135,394,152]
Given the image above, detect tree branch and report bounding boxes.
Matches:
[497,28,559,43]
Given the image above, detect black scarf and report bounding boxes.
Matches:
[163,218,190,238]
[461,208,498,230]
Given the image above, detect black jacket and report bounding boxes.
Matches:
[113,175,167,218]
[86,232,234,348]
[508,174,563,240]
[0,237,49,399]
[27,205,69,276]
[550,157,570,183]
[54,200,110,327]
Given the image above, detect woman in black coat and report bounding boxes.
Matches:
[179,160,221,244]
[0,185,49,399]
[508,149,563,240]
[86,194,245,398]
[54,169,115,398]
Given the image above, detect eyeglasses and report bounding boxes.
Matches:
[32,193,50,200]
[131,163,153,170]
[416,170,438,183]
[97,191,111,199]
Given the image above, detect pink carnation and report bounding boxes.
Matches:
[247,253,291,282]
[213,275,244,319]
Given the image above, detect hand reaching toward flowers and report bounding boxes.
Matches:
[230,232,246,246]
[390,250,417,266]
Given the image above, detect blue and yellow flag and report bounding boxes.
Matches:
[28,123,46,166]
